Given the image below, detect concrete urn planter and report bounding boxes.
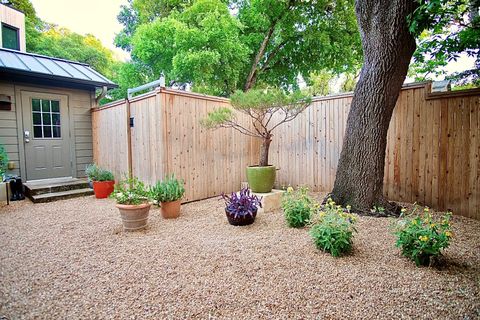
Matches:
[116,202,151,231]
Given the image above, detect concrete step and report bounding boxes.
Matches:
[31,188,94,203]
[24,178,90,197]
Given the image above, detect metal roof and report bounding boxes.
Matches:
[0,48,117,88]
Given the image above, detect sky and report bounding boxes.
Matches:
[30,0,130,61]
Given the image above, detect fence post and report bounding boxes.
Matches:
[126,99,133,179]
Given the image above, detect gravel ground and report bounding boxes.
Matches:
[0,194,479,320]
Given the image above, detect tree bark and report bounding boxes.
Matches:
[259,135,272,166]
[328,0,417,216]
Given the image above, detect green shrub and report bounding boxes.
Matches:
[393,206,453,266]
[282,186,317,228]
[149,174,185,204]
[0,144,9,177]
[111,176,148,205]
[309,198,357,257]
[85,164,114,181]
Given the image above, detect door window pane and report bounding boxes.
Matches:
[42,113,51,125]
[51,101,60,112]
[52,113,61,125]
[32,113,41,125]
[43,126,52,138]
[32,99,62,139]
[33,125,42,138]
[53,126,61,138]
[2,24,19,50]
[32,99,41,111]
[41,100,50,112]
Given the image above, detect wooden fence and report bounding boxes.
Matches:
[92,89,258,202]
[92,83,480,220]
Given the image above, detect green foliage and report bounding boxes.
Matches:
[202,88,311,132]
[149,174,185,204]
[111,176,149,205]
[281,186,317,228]
[85,164,114,182]
[307,70,334,96]
[309,198,357,257]
[0,144,9,177]
[120,0,362,94]
[393,205,453,266]
[132,0,249,96]
[408,0,479,87]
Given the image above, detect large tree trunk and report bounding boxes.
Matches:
[329,0,417,216]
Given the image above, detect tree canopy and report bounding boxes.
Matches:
[408,0,480,87]
[118,0,362,96]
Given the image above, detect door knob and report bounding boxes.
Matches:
[24,130,30,143]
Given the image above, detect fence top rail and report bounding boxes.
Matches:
[160,87,231,103]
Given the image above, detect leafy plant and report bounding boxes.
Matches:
[309,198,357,257]
[85,164,114,181]
[370,205,385,215]
[201,88,311,166]
[222,188,262,218]
[0,144,8,177]
[110,176,149,205]
[149,174,185,204]
[282,186,317,228]
[393,205,453,266]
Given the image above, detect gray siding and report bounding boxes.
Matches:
[0,82,20,176]
[0,81,94,180]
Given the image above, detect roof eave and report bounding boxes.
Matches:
[1,68,118,89]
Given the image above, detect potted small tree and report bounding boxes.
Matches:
[201,89,311,193]
[111,177,151,231]
[149,174,185,219]
[0,144,8,202]
[222,188,262,226]
[85,164,115,199]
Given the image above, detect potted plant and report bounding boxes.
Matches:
[111,177,151,231]
[222,188,262,226]
[85,164,115,199]
[150,174,185,219]
[0,144,8,181]
[201,89,311,193]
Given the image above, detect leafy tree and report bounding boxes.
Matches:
[307,70,335,96]
[201,89,311,166]
[329,0,418,216]
[132,0,250,96]
[330,0,477,216]
[408,0,479,87]
[119,0,362,94]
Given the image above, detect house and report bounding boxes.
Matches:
[0,4,116,201]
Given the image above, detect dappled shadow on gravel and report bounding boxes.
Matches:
[0,194,479,319]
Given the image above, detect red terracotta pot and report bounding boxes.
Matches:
[92,180,115,199]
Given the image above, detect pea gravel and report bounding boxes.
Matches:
[0,194,479,319]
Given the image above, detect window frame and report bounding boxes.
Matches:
[1,23,20,51]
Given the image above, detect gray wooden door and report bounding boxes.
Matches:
[22,92,72,180]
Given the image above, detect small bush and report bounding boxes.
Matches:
[111,176,148,205]
[0,144,8,177]
[394,206,453,266]
[309,198,357,257]
[85,164,114,181]
[149,174,185,204]
[282,186,316,228]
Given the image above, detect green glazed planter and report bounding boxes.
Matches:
[246,165,276,193]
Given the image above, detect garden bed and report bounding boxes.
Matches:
[0,194,478,319]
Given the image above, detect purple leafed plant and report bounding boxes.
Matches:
[222,188,262,218]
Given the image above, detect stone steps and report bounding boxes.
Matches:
[24,178,93,203]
